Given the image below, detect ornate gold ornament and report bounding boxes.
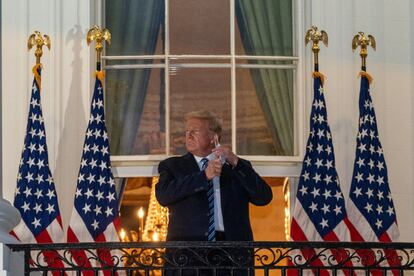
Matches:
[87,25,111,69]
[352,32,376,70]
[27,31,51,64]
[305,26,328,71]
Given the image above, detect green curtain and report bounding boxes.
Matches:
[235,0,294,155]
[105,0,164,155]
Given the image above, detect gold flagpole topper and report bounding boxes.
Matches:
[352,32,376,71]
[27,31,51,65]
[305,26,328,72]
[87,25,111,71]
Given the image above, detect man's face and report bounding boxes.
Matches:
[185,118,214,157]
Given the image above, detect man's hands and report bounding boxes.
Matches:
[205,158,222,180]
[204,145,239,180]
[213,146,239,167]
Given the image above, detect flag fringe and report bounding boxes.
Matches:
[358,71,373,83]
[32,64,42,90]
[96,71,105,82]
[312,71,325,85]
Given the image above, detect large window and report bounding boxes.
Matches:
[103,0,300,160]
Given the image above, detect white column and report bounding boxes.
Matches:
[2,0,94,229]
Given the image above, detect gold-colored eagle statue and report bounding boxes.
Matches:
[305,26,328,52]
[27,31,51,64]
[305,26,328,70]
[87,26,111,69]
[87,25,111,53]
[352,32,376,69]
[352,32,376,52]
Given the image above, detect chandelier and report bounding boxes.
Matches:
[142,176,169,241]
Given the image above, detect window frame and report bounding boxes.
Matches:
[100,0,308,177]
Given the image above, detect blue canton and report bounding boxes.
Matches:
[349,76,397,238]
[296,76,347,238]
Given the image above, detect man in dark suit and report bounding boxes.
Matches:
[155,111,272,274]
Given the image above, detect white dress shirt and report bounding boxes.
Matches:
[194,154,225,232]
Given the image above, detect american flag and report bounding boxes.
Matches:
[290,74,353,274]
[11,64,65,271]
[67,71,121,273]
[346,74,400,271]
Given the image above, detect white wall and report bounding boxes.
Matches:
[1,0,413,241]
[310,0,414,241]
[1,0,95,229]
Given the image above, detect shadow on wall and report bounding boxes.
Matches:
[54,24,87,229]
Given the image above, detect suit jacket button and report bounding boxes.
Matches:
[204,232,208,236]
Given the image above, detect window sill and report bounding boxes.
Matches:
[110,155,302,177]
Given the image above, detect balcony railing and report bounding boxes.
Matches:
[7,241,414,275]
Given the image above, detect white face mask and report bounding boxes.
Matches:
[205,138,226,165]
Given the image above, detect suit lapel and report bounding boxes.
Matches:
[220,163,231,184]
[181,153,234,184]
[219,163,232,210]
[181,153,232,211]
[181,152,200,173]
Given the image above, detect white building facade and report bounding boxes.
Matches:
[1,2,413,267]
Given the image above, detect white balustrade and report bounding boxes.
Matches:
[0,198,23,276]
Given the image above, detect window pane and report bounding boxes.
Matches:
[105,0,164,56]
[103,0,297,159]
[235,0,293,56]
[106,68,166,155]
[169,0,230,54]
[236,66,294,156]
[169,68,231,155]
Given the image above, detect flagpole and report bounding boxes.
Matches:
[289,26,356,273]
[27,31,51,65]
[14,32,66,270]
[67,25,121,269]
[348,32,400,269]
[352,32,376,72]
[305,26,328,73]
[87,25,111,71]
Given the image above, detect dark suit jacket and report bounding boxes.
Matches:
[155,152,273,241]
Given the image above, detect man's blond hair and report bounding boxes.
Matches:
[185,110,222,137]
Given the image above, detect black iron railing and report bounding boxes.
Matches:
[7,241,414,275]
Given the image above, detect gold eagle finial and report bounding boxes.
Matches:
[305,26,328,49]
[27,31,51,64]
[352,32,376,70]
[305,26,328,71]
[87,26,111,70]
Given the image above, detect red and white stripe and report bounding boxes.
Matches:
[67,208,121,276]
[346,200,401,275]
[11,216,66,275]
[289,200,356,276]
